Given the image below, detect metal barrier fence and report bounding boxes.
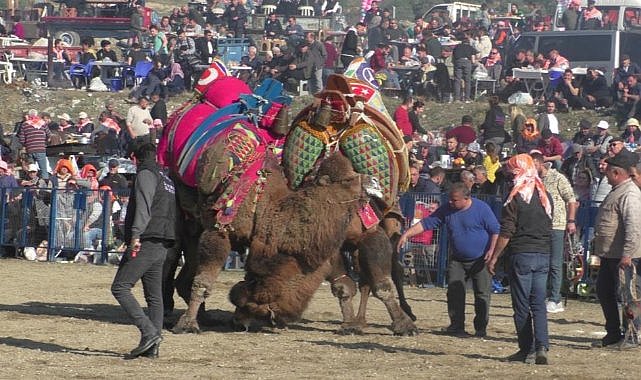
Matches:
[0,187,128,264]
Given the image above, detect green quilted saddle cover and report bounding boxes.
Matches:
[340,124,397,206]
[283,121,326,188]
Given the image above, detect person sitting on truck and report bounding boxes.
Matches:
[580,0,603,30]
[562,0,580,30]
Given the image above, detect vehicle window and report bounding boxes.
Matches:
[537,35,612,61]
[600,6,620,30]
[620,32,641,66]
[624,7,641,29]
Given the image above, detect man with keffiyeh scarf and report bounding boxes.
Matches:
[488,154,553,365]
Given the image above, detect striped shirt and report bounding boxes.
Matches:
[18,120,51,153]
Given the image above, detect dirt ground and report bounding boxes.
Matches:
[0,259,640,379]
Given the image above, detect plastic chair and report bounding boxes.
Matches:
[133,60,153,87]
[69,59,95,88]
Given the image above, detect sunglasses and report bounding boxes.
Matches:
[609,141,622,146]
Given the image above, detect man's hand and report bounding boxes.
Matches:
[487,256,497,275]
[484,250,493,264]
[397,234,408,253]
[566,221,576,234]
[620,255,633,268]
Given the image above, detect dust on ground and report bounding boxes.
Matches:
[0,259,639,379]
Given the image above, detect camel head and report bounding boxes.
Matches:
[314,153,383,203]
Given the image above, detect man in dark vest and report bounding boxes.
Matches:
[111,142,176,359]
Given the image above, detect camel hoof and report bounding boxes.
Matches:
[172,314,202,334]
[391,318,419,336]
[336,323,365,335]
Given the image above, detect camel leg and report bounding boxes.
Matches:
[358,228,418,336]
[327,253,364,335]
[389,233,417,321]
[173,229,230,334]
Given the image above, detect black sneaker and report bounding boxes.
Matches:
[506,350,536,363]
[440,326,469,337]
[535,348,548,365]
[591,334,623,348]
[129,334,163,358]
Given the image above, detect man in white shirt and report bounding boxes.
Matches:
[537,100,560,135]
[126,97,153,141]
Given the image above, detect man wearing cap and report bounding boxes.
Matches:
[571,119,595,148]
[75,112,94,134]
[100,159,128,193]
[592,150,641,348]
[18,109,50,181]
[621,117,641,144]
[580,0,603,30]
[57,113,74,133]
[280,41,314,92]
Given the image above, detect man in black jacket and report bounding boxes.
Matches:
[340,22,366,68]
[111,142,176,359]
[195,29,217,65]
[452,32,477,102]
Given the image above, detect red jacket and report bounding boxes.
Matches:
[537,136,564,157]
[394,106,412,136]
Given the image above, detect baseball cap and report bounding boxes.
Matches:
[597,120,609,130]
[59,113,71,121]
[606,150,638,170]
[78,111,88,119]
[626,117,640,127]
[27,163,39,172]
[467,141,481,153]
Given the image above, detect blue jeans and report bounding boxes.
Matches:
[84,228,103,250]
[29,152,49,180]
[548,229,565,303]
[509,252,550,353]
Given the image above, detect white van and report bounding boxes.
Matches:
[421,2,482,24]
[519,29,641,83]
[554,0,641,31]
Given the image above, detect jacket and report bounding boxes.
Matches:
[594,179,641,259]
[124,160,176,243]
[541,168,576,230]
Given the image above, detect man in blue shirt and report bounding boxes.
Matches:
[398,182,500,337]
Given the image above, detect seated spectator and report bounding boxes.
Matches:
[264,12,283,38]
[407,165,439,193]
[613,55,641,102]
[51,38,71,81]
[100,159,128,193]
[581,67,612,108]
[479,96,506,148]
[561,144,598,187]
[444,135,459,159]
[409,100,427,135]
[370,43,401,89]
[537,128,564,167]
[185,17,203,35]
[483,141,501,183]
[77,164,99,190]
[51,158,75,189]
[617,75,641,121]
[572,119,595,148]
[78,38,97,65]
[621,117,641,144]
[164,62,185,97]
[92,112,121,155]
[126,43,149,66]
[129,63,165,100]
[473,165,498,196]
[0,160,18,189]
[555,69,594,111]
[548,49,569,70]
[82,186,107,251]
[515,118,541,154]
[459,141,483,167]
[279,42,314,92]
[75,112,94,134]
[159,16,173,33]
[239,46,263,86]
[481,48,502,81]
[57,113,74,134]
[446,115,477,144]
[96,39,118,62]
[399,46,419,66]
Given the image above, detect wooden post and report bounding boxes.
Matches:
[47,34,53,84]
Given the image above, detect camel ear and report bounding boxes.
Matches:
[318,175,331,186]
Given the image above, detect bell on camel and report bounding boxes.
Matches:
[312,103,332,128]
[272,106,291,136]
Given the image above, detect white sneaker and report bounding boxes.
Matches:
[546,301,565,313]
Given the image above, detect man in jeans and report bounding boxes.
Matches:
[489,154,553,365]
[111,142,176,359]
[531,152,577,313]
[18,109,50,181]
[398,183,500,337]
[452,31,478,102]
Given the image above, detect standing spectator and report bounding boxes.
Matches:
[126,97,153,142]
[369,43,400,89]
[11,16,24,39]
[284,16,305,49]
[398,183,500,338]
[223,0,247,37]
[82,186,105,251]
[111,142,176,359]
[322,36,338,84]
[195,29,217,65]
[150,93,168,126]
[479,96,506,148]
[452,32,477,103]
[591,152,641,348]
[100,159,128,194]
[149,25,169,65]
[306,32,327,94]
[18,109,50,181]
[537,100,560,135]
[340,22,366,68]
[488,154,553,364]
[581,0,603,30]
[532,152,578,314]
[393,96,413,136]
[446,115,477,145]
[562,0,581,30]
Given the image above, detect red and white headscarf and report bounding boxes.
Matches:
[504,154,552,218]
